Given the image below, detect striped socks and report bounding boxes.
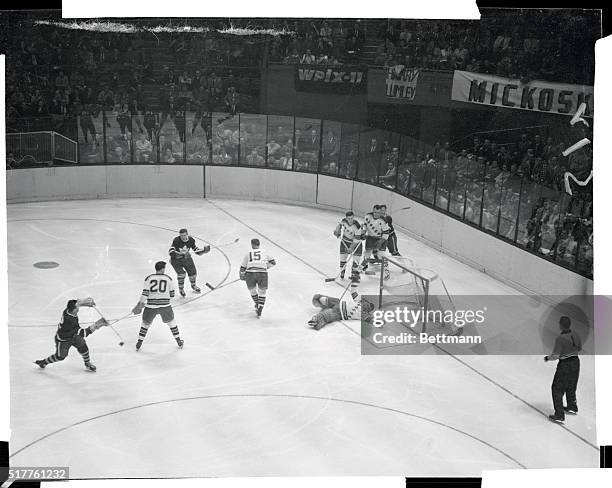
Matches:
[169,325,181,340]
[138,323,151,341]
[42,354,60,365]
[80,350,91,364]
[169,324,183,346]
[177,273,186,292]
[257,295,266,311]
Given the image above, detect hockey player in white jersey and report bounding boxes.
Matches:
[132,260,183,350]
[240,238,276,318]
[308,276,375,330]
[362,204,390,272]
[333,211,364,279]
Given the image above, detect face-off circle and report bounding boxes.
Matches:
[33,261,60,269]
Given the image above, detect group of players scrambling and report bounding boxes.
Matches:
[34,206,397,371]
[308,204,400,331]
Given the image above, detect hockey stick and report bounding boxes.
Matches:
[108,312,134,326]
[194,238,241,256]
[208,237,240,250]
[397,206,412,211]
[338,274,358,302]
[196,277,241,293]
[325,240,364,282]
[93,306,127,347]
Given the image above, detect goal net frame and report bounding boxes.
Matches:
[6,131,78,165]
[376,254,456,334]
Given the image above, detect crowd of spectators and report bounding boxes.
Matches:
[2,13,595,275]
[268,20,366,65]
[260,11,597,85]
[347,128,592,274]
[371,10,598,84]
[3,15,264,138]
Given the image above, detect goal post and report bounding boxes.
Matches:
[6,131,78,165]
[378,255,458,335]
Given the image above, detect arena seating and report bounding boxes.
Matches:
[1,13,594,278]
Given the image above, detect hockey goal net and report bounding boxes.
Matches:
[376,255,459,334]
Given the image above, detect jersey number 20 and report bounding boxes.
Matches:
[150,279,167,292]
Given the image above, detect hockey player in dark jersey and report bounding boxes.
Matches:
[169,228,211,297]
[34,297,108,372]
[382,207,401,256]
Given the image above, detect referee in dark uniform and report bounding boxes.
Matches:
[545,316,582,423]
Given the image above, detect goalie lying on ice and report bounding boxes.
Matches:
[308,277,375,330]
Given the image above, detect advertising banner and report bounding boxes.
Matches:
[451,70,594,116]
[294,65,368,94]
[383,67,421,101]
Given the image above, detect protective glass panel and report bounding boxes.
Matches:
[132,113,156,163]
[516,179,544,249]
[211,112,239,165]
[158,110,186,163]
[186,111,211,165]
[497,170,522,240]
[420,157,438,206]
[338,123,359,179]
[358,127,385,184]
[266,115,294,170]
[105,110,132,163]
[77,110,104,163]
[239,113,266,167]
[294,117,321,173]
[378,132,401,190]
[481,164,502,233]
[463,159,485,225]
[320,120,342,176]
[396,136,420,197]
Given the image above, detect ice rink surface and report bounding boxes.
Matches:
[7,198,598,478]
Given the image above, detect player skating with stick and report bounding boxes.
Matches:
[168,228,211,297]
[239,238,276,318]
[332,211,363,280]
[34,297,108,372]
[132,261,184,351]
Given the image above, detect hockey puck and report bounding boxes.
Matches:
[119,342,125,347]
